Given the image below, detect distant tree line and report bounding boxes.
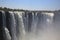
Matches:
[0,7,60,12]
[0,7,28,11]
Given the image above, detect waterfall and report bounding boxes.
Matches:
[0,10,60,40]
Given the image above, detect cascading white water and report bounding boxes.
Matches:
[14,11,26,40]
[9,11,17,40]
[22,12,55,40]
[0,11,60,40]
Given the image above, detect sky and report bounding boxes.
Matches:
[0,0,60,10]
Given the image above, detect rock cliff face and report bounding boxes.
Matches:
[0,10,60,40]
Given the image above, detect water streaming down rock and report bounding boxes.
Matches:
[2,11,11,40]
[14,11,25,40]
[0,10,60,40]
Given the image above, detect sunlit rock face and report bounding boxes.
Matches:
[0,11,60,40]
